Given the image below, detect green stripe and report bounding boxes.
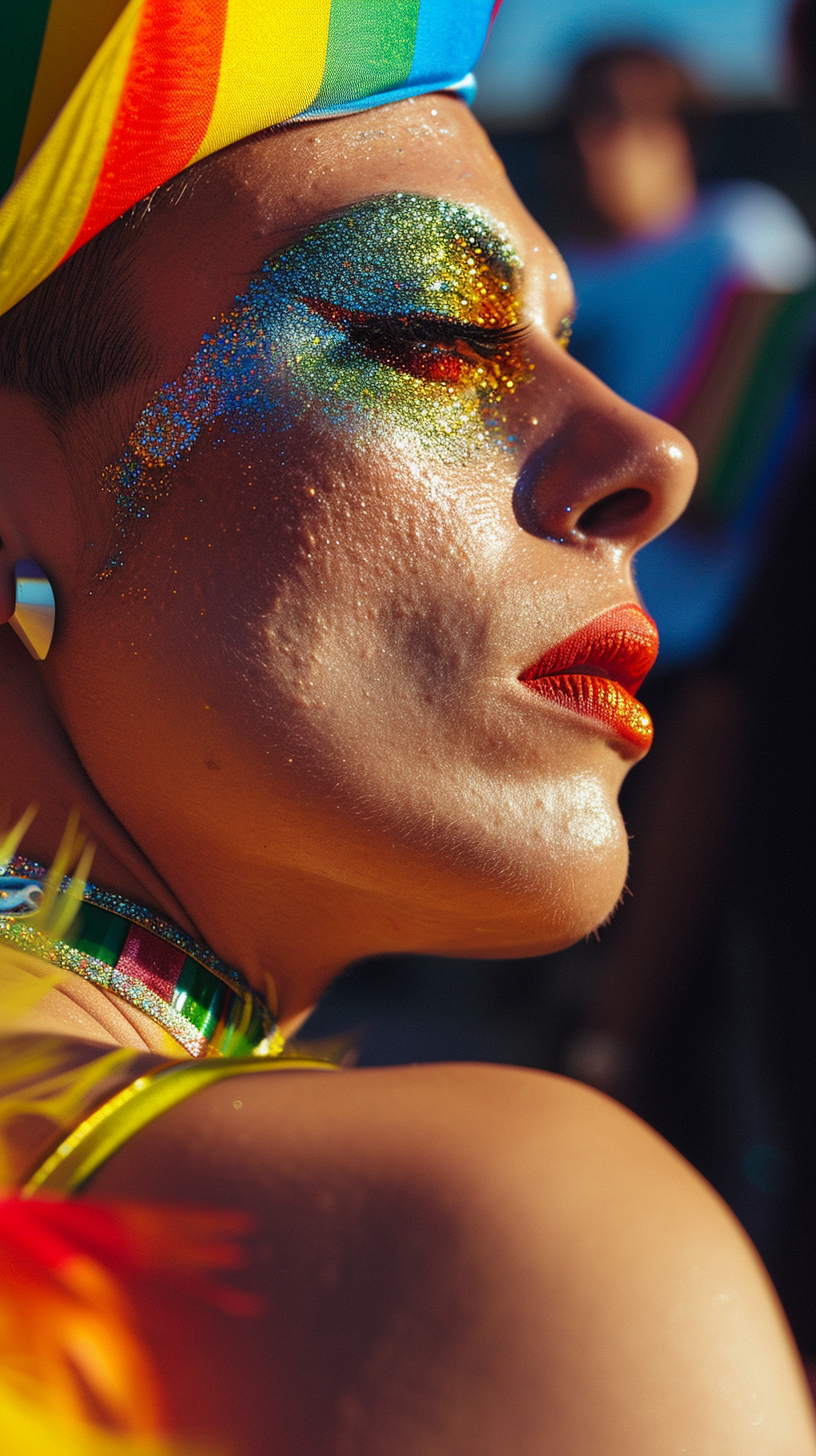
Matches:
[213,992,252,1055]
[706,288,816,518]
[0,2,53,196]
[232,1000,271,1056]
[313,0,421,110]
[214,990,270,1057]
[71,902,129,967]
[208,993,268,1057]
[173,956,227,1034]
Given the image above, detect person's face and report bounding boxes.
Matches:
[44,96,695,970]
[577,112,695,237]
[575,64,697,237]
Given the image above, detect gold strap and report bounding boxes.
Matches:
[21,1055,334,1197]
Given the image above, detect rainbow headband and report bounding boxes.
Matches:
[0,0,501,319]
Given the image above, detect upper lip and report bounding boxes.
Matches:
[519,604,659,694]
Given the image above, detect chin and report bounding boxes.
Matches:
[422,772,631,961]
[456,863,628,961]
[542,825,631,953]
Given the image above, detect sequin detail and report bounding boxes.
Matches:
[1,858,282,1059]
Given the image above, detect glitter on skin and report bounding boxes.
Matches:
[101,194,532,569]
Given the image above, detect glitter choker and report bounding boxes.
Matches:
[0,858,282,1060]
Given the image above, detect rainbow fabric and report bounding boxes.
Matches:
[631,283,816,667]
[0,0,500,318]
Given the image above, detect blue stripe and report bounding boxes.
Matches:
[407,0,495,87]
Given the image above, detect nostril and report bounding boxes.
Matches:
[577,487,651,537]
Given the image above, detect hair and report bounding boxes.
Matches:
[0,216,155,421]
[0,159,226,423]
[562,43,707,132]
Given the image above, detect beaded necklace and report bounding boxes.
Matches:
[0,857,282,1059]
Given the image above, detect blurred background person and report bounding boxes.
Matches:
[559,42,816,668]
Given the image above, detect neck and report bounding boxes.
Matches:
[1,633,200,925]
[2,634,398,1031]
[4,630,494,1027]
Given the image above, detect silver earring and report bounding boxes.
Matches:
[8,559,55,660]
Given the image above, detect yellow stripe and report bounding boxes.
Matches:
[192,0,334,164]
[0,0,143,318]
[21,1055,335,1197]
[15,0,132,178]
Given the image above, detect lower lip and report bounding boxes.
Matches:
[522,672,654,751]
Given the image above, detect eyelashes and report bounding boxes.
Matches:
[302,298,529,383]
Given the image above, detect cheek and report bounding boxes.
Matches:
[96,421,493,703]
[256,450,503,724]
[78,420,630,946]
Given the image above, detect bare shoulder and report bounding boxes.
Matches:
[89,1062,816,1455]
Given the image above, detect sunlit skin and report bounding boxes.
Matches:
[2,97,814,1455]
[2,100,696,1026]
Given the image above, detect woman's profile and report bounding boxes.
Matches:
[1,4,814,1452]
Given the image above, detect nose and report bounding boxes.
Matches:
[513,359,696,553]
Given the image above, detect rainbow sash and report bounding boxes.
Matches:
[667,285,816,527]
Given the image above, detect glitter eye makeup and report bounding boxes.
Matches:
[102,194,532,567]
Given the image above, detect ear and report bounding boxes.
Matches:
[0,426,34,627]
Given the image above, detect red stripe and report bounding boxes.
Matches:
[69,0,228,256]
[117,924,186,1002]
[657,281,739,422]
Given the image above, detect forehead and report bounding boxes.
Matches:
[134,96,569,377]
[226,95,519,238]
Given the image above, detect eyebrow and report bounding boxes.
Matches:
[249,192,521,284]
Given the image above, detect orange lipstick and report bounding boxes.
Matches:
[519,604,659,751]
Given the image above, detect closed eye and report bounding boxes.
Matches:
[302,298,528,382]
